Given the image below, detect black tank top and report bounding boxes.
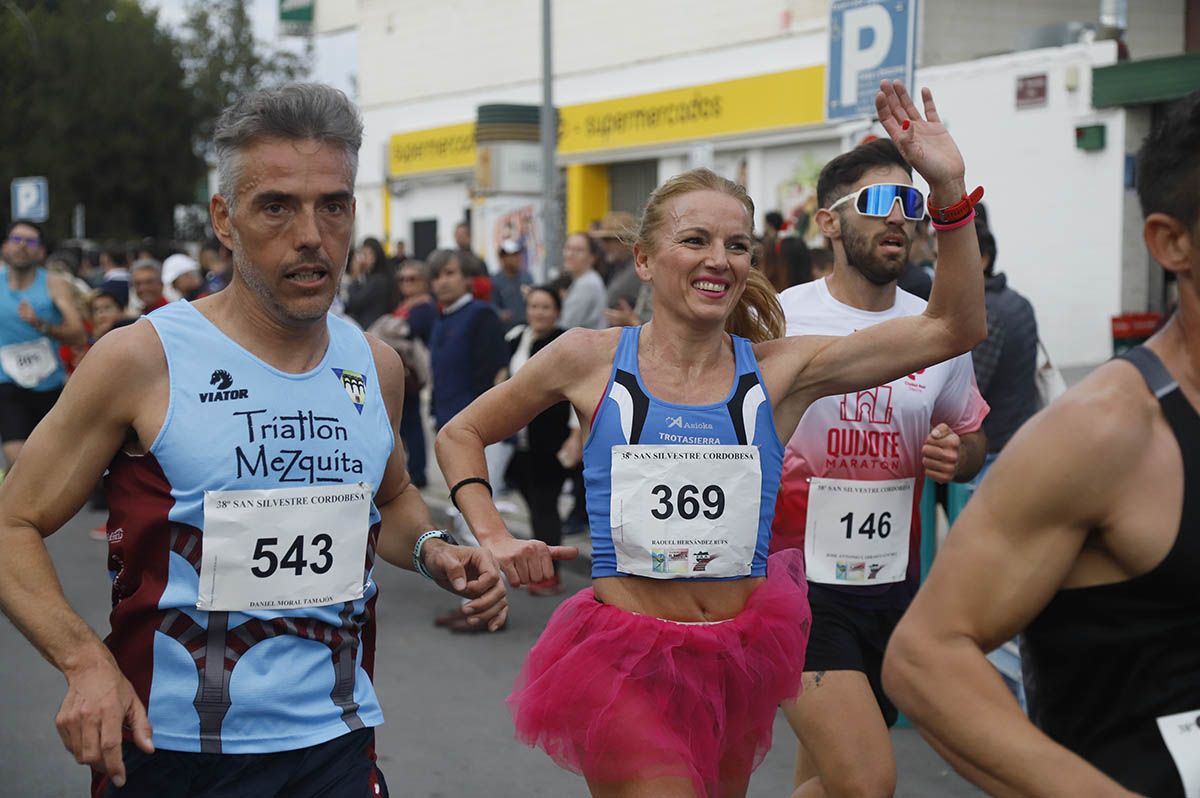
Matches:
[1022,346,1200,797]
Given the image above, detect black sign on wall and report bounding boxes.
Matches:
[412,219,438,261]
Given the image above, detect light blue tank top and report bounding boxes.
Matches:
[584,326,783,579]
[0,266,65,389]
[105,301,394,754]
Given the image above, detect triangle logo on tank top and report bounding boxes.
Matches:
[331,368,367,414]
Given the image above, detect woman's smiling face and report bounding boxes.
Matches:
[637,189,754,326]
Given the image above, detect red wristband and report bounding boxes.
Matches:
[930,209,976,232]
[929,185,985,225]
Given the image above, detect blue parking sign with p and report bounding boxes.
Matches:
[828,0,918,120]
[11,177,49,223]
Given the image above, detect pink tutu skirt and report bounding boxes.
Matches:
[508,549,810,795]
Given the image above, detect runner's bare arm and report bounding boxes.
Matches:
[435,327,609,585]
[45,273,87,347]
[0,322,164,784]
[367,336,507,627]
[882,382,1149,797]
[760,84,985,437]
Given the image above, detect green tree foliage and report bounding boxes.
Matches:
[177,0,309,162]
[0,0,203,240]
[0,0,311,243]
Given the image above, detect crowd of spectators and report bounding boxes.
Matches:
[15,237,229,380]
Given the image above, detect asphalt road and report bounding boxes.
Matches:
[0,505,983,797]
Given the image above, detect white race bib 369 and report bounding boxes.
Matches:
[804,477,914,585]
[0,337,56,388]
[197,482,373,612]
[610,444,760,579]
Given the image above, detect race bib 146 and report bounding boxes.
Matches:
[804,477,914,585]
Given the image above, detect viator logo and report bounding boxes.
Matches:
[199,369,248,403]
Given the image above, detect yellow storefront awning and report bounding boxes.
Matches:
[558,67,825,156]
[385,66,826,178]
[388,122,476,178]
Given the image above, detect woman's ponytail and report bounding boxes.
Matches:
[726,268,784,343]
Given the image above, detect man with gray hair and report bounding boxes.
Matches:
[0,83,507,796]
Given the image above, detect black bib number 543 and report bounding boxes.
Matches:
[251,534,334,578]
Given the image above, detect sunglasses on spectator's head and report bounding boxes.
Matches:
[828,184,926,221]
[6,234,41,247]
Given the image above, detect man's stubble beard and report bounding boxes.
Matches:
[839,214,910,287]
[230,234,335,324]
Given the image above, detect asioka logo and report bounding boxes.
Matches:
[199,369,249,403]
[665,415,714,431]
[839,385,894,425]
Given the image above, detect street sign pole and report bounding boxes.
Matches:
[540,0,561,281]
[73,203,85,238]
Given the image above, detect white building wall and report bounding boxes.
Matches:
[921,0,1185,66]
[354,0,828,109]
[385,178,475,253]
[314,1,357,34]
[916,40,1124,367]
[354,184,384,251]
[1119,106,1156,313]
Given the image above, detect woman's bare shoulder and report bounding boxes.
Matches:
[543,326,623,369]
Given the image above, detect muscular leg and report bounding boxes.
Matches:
[783,670,896,798]
[793,735,821,792]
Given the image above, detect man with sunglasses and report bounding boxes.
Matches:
[772,139,989,798]
[0,220,86,469]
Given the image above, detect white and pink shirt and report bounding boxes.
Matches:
[771,278,988,600]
